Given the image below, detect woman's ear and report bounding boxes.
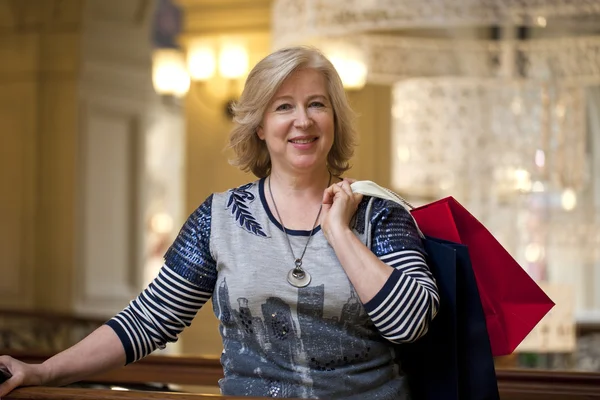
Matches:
[257,126,265,140]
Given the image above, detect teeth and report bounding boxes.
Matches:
[290,138,315,144]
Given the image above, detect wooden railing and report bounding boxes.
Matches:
[3,371,600,400]
[2,306,600,400]
[497,369,600,400]
[3,351,600,399]
[4,387,273,400]
[5,351,224,387]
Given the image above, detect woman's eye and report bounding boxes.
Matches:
[309,101,325,108]
[275,104,292,111]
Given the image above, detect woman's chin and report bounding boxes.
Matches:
[287,156,327,172]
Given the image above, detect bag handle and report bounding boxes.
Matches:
[350,180,425,239]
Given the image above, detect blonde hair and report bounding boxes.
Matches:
[228,46,356,178]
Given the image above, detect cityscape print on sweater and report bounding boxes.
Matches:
[106,178,439,399]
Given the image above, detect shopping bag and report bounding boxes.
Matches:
[397,237,499,400]
[350,181,499,400]
[411,197,555,356]
[395,236,458,400]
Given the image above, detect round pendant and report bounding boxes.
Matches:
[287,268,311,288]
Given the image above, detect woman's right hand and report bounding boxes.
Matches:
[0,355,48,397]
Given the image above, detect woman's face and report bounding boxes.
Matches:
[258,68,334,175]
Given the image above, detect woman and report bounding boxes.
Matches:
[0,46,439,399]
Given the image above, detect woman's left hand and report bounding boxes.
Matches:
[320,179,363,243]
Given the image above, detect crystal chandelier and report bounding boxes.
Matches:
[391,79,588,198]
[273,0,600,49]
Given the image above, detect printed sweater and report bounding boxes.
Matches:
[106,178,439,399]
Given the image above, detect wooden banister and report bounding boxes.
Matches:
[3,351,600,399]
[4,351,224,386]
[4,387,276,400]
[497,369,600,399]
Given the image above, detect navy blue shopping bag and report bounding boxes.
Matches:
[396,236,499,400]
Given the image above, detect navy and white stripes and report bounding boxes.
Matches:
[363,250,439,343]
[106,266,210,364]
[106,193,440,366]
[109,248,439,363]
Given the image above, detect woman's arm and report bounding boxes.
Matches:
[321,180,439,343]
[0,194,218,396]
[0,259,215,396]
[324,225,393,303]
[105,195,217,365]
[0,325,125,396]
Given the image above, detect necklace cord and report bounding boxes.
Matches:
[268,172,332,275]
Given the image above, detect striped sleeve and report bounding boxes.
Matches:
[106,195,218,364]
[363,199,440,343]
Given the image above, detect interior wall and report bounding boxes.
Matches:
[0,0,83,312]
[74,0,162,317]
[0,0,181,320]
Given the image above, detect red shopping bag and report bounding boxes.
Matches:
[411,196,555,356]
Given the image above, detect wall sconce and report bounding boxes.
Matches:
[151,39,250,118]
[186,41,249,117]
[186,42,249,82]
[152,48,191,98]
[187,46,216,81]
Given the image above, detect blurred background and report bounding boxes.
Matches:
[1,0,600,377]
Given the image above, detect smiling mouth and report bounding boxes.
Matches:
[289,138,318,144]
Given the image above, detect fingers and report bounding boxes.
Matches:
[324,182,362,211]
[321,179,363,237]
[322,185,335,205]
[336,180,353,197]
[324,182,346,203]
[0,358,18,397]
[337,180,363,207]
[0,377,17,398]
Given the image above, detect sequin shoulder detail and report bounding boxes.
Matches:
[353,197,370,235]
[163,194,218,291]
[369,198,425,257]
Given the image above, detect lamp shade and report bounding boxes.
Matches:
[152,48,190,97]
[187,43,217,81]
[218,44,249,79]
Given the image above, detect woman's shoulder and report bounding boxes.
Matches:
[211,179,261,202]
[357,195,412,219]
[354,195,411,228]
[190,179,263,216]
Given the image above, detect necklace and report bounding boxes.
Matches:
[268,173,331,288]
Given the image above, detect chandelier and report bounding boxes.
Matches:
[360,35,600,83]
[273,0,600,47]
[390,79,588,198]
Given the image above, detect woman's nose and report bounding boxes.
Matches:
[293,108,313,130]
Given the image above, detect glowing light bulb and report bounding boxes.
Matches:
[561,188,577,211]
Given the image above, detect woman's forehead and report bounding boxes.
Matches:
[273,68,328,97]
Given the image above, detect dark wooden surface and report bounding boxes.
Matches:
[497,369,600,399]
[5,351,224,386]
[4,387,275,400]
[4,351,600,399]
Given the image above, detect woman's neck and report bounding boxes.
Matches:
[268,168,332,200]
[266,168,333,230]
